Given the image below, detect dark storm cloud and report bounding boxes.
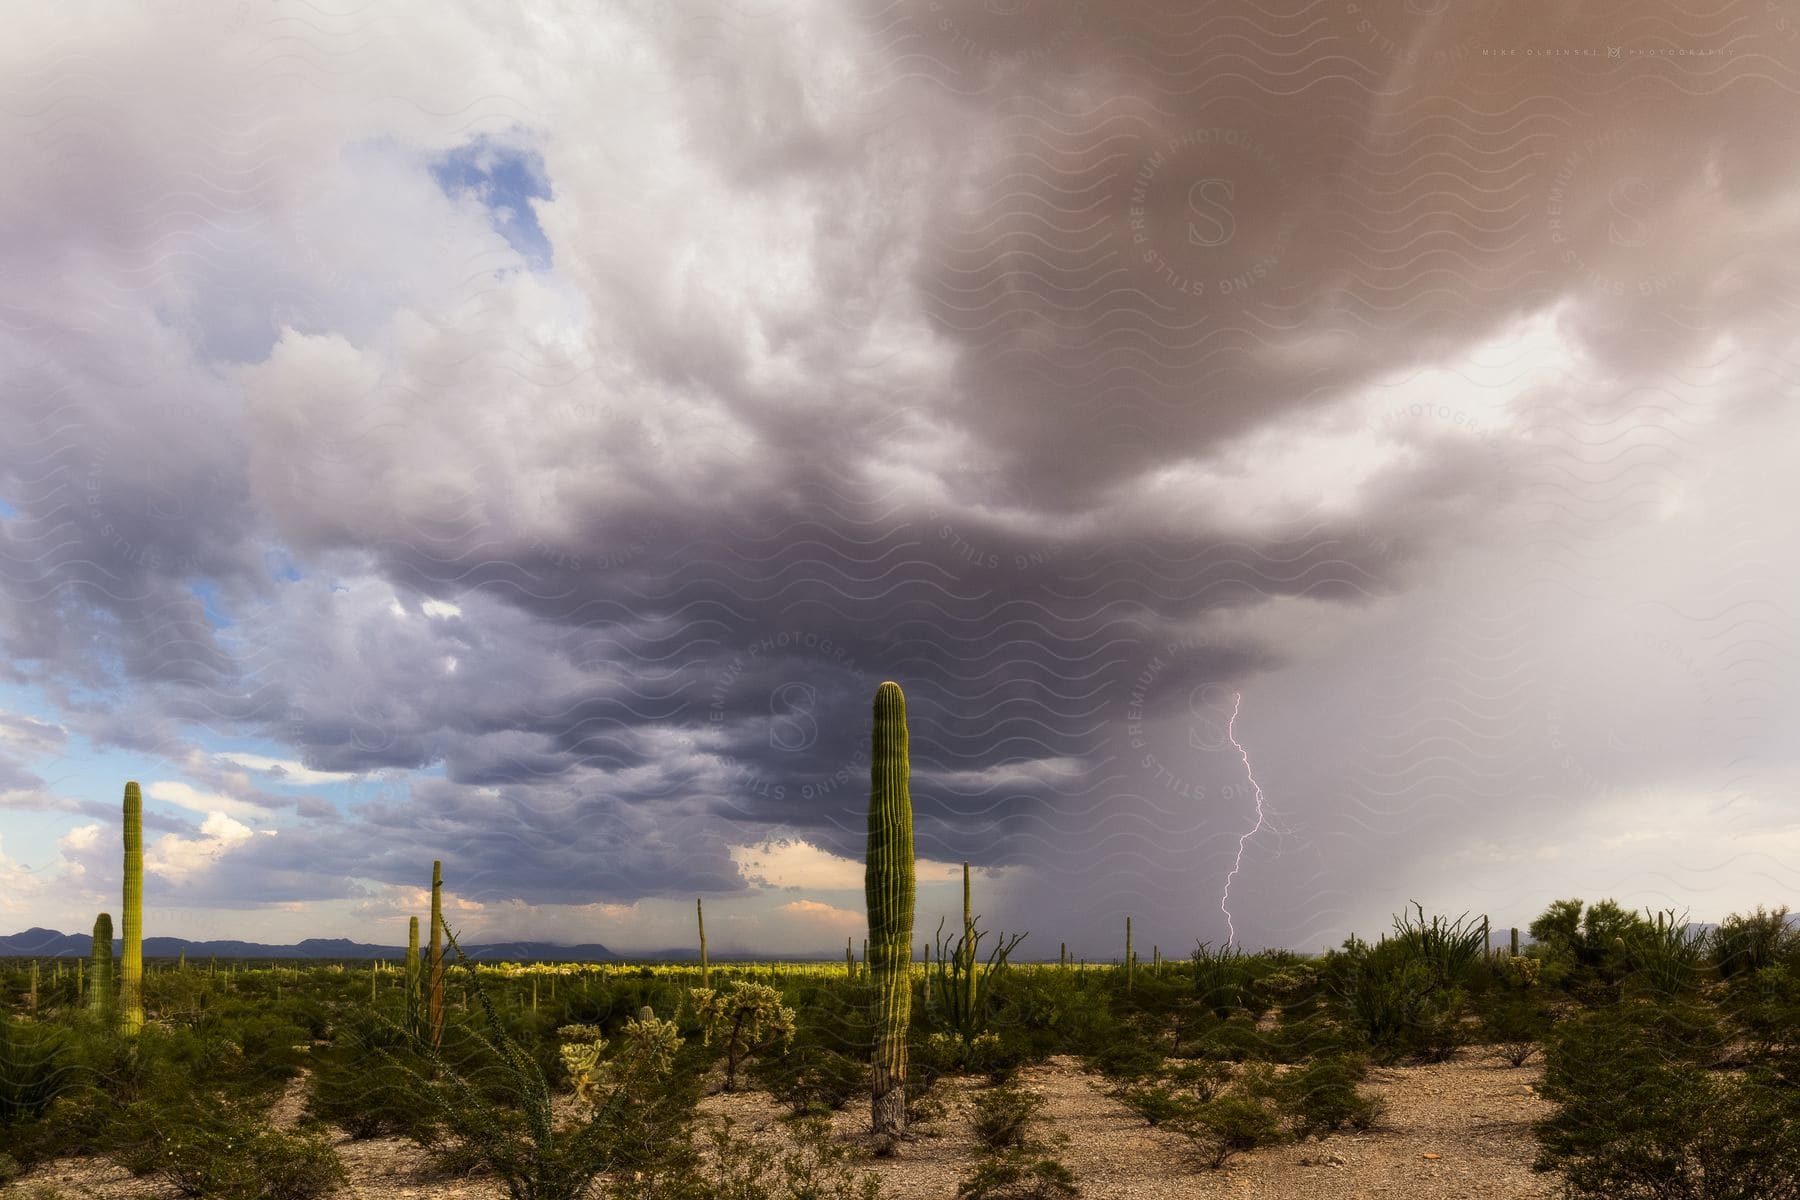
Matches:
[2,0,1795,945]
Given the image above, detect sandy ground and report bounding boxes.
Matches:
[4,1050,1560,1199]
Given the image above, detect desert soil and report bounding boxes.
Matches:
[8,1050,1560,1199]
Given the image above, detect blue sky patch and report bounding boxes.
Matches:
[430,135,553,270]
[188,579,233,629]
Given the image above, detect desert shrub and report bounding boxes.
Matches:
[391,929,703,1200]
[1477,988,1553,1067]
[1529,898,1655,996]
[955,1149,1078,1200]
[1261,1012,1358,1064]
[1535,1001,1800,1198]
[1117,1057,1236,1129]
[1723,963,1800,1083]
[1116,1083,1202,1127]
[649,1115,881,1200]
[0,1019,67,1131]
[984,969,1116,1062]
[1259,961,1325,1017]
[1189,1014,1266,1062]
[1268,1053,1383,1138]
[969,1085,1046,1151]
[1620,911,1708,1001]
[113,1090,344,1200]
[1331,933,1469,1063]
[1709,906,1795,979]
[1161,1058,1233,1101]
[1390,905,1489,993]
[304,1012,439,1140]
[750,1043,868,1116]
[1189,944,1257,1020]
[1082,1030,1163,1079]
[1172,1094,1289,1170]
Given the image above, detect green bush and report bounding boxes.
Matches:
[1331,934,1468,1063]
[1724,963,1799,1083]
[113,1091,344,1200]
[0,1020,67,1131]
[750,1043,868,1116]
[1261,1012,1359,1064]
[1161,1058,1233,1101]
[1082,1031,1163,1079]
[655,1115,881,1200]
[1620,911,1708,1002]
[955,1149,1078,1200]
[1172,1094,1288,1170]
[969,1085,1046,1151]
[1532,999,1799,1199]
[1189,944,1257,1019]
[304,1012,439,1140]
[984,969,1116,1063]
[1478,992,1553,1067]
[1268,1054,1383,1138]
[1708,906,1794,979]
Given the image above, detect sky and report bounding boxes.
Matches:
[1,0,1797,957]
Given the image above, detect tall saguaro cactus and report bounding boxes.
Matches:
[89,913,114,1019]
[428,860,445,1052]
[866,680,916,1140]
[697,897,709,988]
[1125,916,1134,995]
[120,781,144,1036]
[405,915,421,1007]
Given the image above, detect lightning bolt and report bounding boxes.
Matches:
[1220,691,1266,948]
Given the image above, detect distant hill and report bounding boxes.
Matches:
[0,926,621,962]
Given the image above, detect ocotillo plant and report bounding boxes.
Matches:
[866,679,917,1139]
[929,872,1026,1057]
[120,781,144,1036]
[429,860,445,1053]
[697,897,709,989]
[962,862,976,1018]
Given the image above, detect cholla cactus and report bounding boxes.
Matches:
[688,981,796,1092]
[1504,954,1543,989]
[557,1008,684,1110]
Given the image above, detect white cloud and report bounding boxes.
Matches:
[729,837,966,891]
[145,811,256,882]
[775,898,863,929]
[215,753,357,787]
[0,835,44,911]
[146,780,262,821]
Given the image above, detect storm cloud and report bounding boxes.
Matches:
[1,0,1796,954]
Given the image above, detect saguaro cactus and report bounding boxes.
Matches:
[1125,915,1134,995]
[428,860,445,1052]
[405,915,420,1003]
[697,897,709,989]
[120,781,144,1036]
[866,680,917,1140]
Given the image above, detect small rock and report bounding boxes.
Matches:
[1422,1152,1441,1160]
